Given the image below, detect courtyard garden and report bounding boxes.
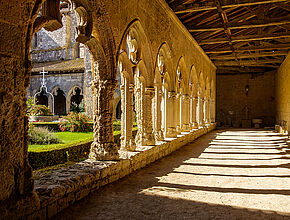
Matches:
[27,99,137,170]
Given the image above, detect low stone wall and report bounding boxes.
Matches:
[20,125,215,219]
[29,131,137,170]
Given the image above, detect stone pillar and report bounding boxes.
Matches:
[204,98,210,125]
[161,87,168,137]
[135,80,155,146]
[210,98,215,123]
[189,95,193,129]
[120,80,135,151]
[89,79,119,160]
[181,94,191,131]
[166,91,177,138]
[192,97,199,129]
[153,85,164,141]
[198,97,205,127]
[176,92,181,134]
[65,11,71,59]
[144,87,155,145]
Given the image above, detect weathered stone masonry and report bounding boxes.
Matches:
[0,0,216,219]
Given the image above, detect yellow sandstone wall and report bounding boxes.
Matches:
[276,53,290,133]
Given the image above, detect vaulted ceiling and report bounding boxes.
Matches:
[165,0,290,74]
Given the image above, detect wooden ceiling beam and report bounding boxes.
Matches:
[214,59,283,66]
[210,51,289,60]
[216,67,275,74]
[189,16,290,32]
[205,43,290,53]
[174,0,289,14]
[198,32,290,45]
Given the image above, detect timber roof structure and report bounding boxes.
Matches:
[166,0,290,74]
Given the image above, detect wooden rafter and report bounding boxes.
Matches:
[214,59,284,66]
[189,16,290,32]
[174,0,289,14]
[205,43,290,53]
[198,32,290,45]
[210,51,289,60]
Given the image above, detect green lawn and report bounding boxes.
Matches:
[28,132,94,152]
[28,129,134,152]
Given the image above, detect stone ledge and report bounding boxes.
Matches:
[25,124,216,219]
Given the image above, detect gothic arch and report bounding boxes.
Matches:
[176,57,189,95]
[66,86,83,113]
[199,71,206,98]
[190,65,199,97]
[118,19,154,86]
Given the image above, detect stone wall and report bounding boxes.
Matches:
[276,53,290,133]
[27,125,215,220]
[0,0,216,216]
[29,73,84,98]
[30,6,80,62]
[216,72,276,127]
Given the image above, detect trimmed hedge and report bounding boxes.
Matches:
[31,121,124,132]
[29,130,137,170]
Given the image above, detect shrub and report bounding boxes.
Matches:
[59,112,92,132]
[29,125,62,145]
[29,105,53,116]
[70,99,85,113]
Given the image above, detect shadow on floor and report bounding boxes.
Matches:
[54,130,290,220]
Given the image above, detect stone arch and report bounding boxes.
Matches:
[176,57,189,95]
[176,57,190,132]
[117,19,155,148]
[27,0,121,160]
[118,19,155,86]
[199,71,206,98]
[51,87,67,115]
[153,43,174,140]
[66,86,83,113]
[190,65,199,97]
[189,65,199,129]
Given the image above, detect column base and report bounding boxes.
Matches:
[89,142,119,160]
[153,130,164,141]
[176,125,182,134]
[198,122,205,128]
[135,132,155,146]
[165,127,177,138]
[192,122,199,129]
[181,123,191,132]
[120,138,136,151]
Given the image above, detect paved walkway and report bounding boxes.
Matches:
[55,129,290,220]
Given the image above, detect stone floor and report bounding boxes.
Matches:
[54,129,290,220]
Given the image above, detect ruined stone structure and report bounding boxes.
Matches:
[0,0,289,219]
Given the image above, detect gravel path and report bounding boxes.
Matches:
[54,129,290,220]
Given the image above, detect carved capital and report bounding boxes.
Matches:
[126,30,139,64]
[168,91,176,99]
[145,87,155,98]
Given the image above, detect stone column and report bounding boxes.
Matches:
[89,79,119,160]
[153,85,164,141]
[204,98,210,125]
[189,95,193,129]
[135,80,155,146]
[199,97,205,127]
[166,91,177,138]
[181,94,191,131]
[144,87,155,145]
[192,97,199,128]
[210,98,215,123]
[161,87,168,137]
[176,92,181,134]
[120,81,135,151]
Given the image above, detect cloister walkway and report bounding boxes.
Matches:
[55,129,290,220]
